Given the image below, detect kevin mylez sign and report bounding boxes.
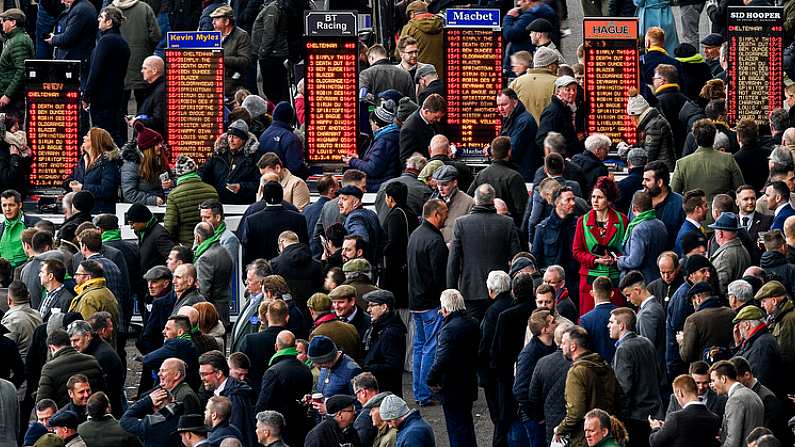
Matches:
[444,8,500,28]
[305,11,357,36]
[167,31,222,49]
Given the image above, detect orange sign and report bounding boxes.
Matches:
[583,18,638,40]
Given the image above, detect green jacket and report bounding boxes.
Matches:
[163,176,219,245]
[0,27,34,99]
[556,351,622,447]
[670,146,745,204]
[113,0,161,90]
[397,13,444,73]
[770,299,795,376]
[593,436,621,447]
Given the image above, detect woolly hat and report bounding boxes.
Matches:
[682,254,711,276]
[126,203,153,224]
[134,122,163,149]
[627,93,650,116]
[374,99,396,124]
[533,46,559,68]
[680,232,707,256]
[272,101,294,124]
[674,43,698,58]
[72,191,95,213]
[227,119,249,140]
[379,395,410,420]
[241,95,268,119]
[509,256,536,277]
[175,155,198,176]
[396,97,418,123]
[307,335,338,363]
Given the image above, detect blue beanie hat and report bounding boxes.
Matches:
[272,101,294,124]
[24,422,48,446]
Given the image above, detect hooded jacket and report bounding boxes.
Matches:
[398,13,443,72]
[200,133,259,204]
[0,27,33,100]
[113,0,160,90]
[164,174,219,245]
[636,107,676,171]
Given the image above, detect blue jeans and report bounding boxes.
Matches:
[36,8,56,59]
[522,420,546,447]
[442,400,477,447]
[411,308,443,403]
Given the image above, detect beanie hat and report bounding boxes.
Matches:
[307,335,337,363]
[533,46,558,68]
[134,121,163,149]
[627,93,650,116]
[374,99,396,124]
[682,254,711,276]
[377,89,404,105]
[241,94,268,119]
[175,155,198,176]
[680,232,707,258]
[72,191,95,213]
[379,395,411,420]
[396,97,418,123]
[227,119,249,140]
[126,202,153,224]
[674,43,698,58]
[272,101,294,124]
[24,422,48,446]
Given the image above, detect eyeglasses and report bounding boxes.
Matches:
[74,272,89,277]
[199,369,218,377]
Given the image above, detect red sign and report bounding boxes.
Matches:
[165,49,224,166]
[305,38,358,163]
[444,28,502,159]
[583,18,639,144]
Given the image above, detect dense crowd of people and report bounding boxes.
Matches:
[2,0,795,444]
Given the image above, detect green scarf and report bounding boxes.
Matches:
[135,216,158,243]
[193,222,223,259]
[582,210,625,279]
[177,332,192,341]
[176,172,201,186]
[623,209,656,244]
[269,346,299,366]
[0,213,27,268]
[101,229,122,243]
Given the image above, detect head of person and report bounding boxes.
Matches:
[534,283,556,311]
[583,409,613,447]
[645,26,665,49]
[337,184,364,216]
[66,320,94,353]
[509,51,531,76]
[710,212,740,246]
[542,265,566,295]
[262,275,290,301]
[552,186,576,218]
[652,63,678,90]
[0,8,25,33]
[734,185,757,216]
[199,199,225,230]
[66,374,91,407]
[141,55,164,84]
[626,88,650,125]
[75,260,103,286]
[433,165,460,198]
[591,176,618,212]
[197,350,228,391]
[439,289,465,318]
[701,33,723,60]
[585,133,611,161]
[490,136,512,161]
[323,267,345,292]
[366,43,387,64]
[474,183,496,207]
[0,189,22,221]
[618,270,647,307]
[422,198,448,230]
[561,325,589,361]
[351,372,380,406]
[6,280,30,309]
[496,88,521,119]
[257,152,285,178]
[210,5,234,32]
[528,308,558,341]
[35,399,58,427]
[126,202,153,233]
[163,315,191,340]
[397,35,419,66]
[709,360,738,395]
[379,395,412,429]
[255,411,285,445]
[641,161,670,198]
[364,290,394,322]
[307,335,340,369]
[589,275,613,304]
[420,94,446,124]
[486,270,511,300]
[683,189,707,222]
[671,374,699,408]
[98,5,124,32]
[328,285,357,319]
[732,304,766,345]
[204,396,231,428]
[243,260,270,296]
[607,307,636,340]
[415,65,438,91]
[554,76,578,104]
[173,263,197,295]
[384,181,408,210]
[766,180,791,211]
[755,280,789,316]
[277,230,299,255]
[177,415,209,447]
[693,119,718,149]
[154,357,187,391]
[341,235,365,262]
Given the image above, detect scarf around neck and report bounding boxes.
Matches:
[101,229,122,243]
[193,222,225,259]
[623,209,656,244]
[176,172,201,186]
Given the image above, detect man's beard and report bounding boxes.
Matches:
[647,184,662,197]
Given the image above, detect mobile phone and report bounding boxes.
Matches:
[159,172,170,183]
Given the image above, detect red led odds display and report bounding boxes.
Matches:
[727,6,783,125]
[583,18,639,145]
[25,60,81,192]
[444,16,502,159]
[165,48,224,166]
[304,39,358,162]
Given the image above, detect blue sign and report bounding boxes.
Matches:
[167,31,222,49]
[444,8,500,28]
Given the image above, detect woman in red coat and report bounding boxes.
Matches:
[572,176,628,315]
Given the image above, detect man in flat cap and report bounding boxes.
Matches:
[361,290,407,396]
[432,164,473,242]
[733,305,782,392]
[700,33,724,76]
[304,395,360,447]
[0,8,33,114]
[338,185,383,267]
[330,282,371,339]
[307,294,360,360]
[756,280,795,393]
[49,410,84,447]
[677,281,734,364]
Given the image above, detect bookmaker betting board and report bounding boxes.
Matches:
[444,8,502,159]
[304,12,358,163]
[726,6,783,125]
[165,31,225,165]
[582,18,639,145]
[25,60,81,192]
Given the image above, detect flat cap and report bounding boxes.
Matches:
[328,285,357,301]
[687,281,713,299]
[432,164,458,182]
[701,33,724,47]
[48,411,80,429]
[342,258,371,273]
[0,8,25,23]
[526,18,552,33]
[307,293,332,311]
[732,305,766,323]
[337,185,364,199]
[362,391,393,409]
[364,289,395,306]
[414,64,437,83]
[755,280,788,301]
[209,5,233,17]
[554,75,577,88]
[326,395,357,415]
[143,265,172,281]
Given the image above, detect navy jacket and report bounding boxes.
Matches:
[618,218,668,282]
[63,154,121,214]
[240,205,308,265]
[344,207,384,265]
[350,124,401,192]
[119,394,182,447]
[536,96,582,156]
[665,281,694,378]
[83,27,129,108]
[219,377,257,447]
[675,219,700,257]
[532,211,579,289]
[500,101,539,181]
[142,337,199,390]
[426,310,480,403]
[208,422,242,447]
[304,196,329,255]
[52,0,97,64]
[501,3,557,70]
[772,203,795,231]
[513,333,556,420]
[362,311,407,396]
[615,167,642,214]
[136,290,176,355]
[395,410,435,447]
[640,50,683,93]
[579,302,618,363]
[258,121,308,179]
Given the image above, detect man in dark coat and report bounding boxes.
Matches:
[134,56,166,135]
[237,299,287,395]
[570,133,609,199]
[678,282,735,364]
[82,7,130,145]
[426,290,480,447]
[398,93,445,164]
[498,88,540,181]
[448,184,521,320]
[760,230,795,294]
[127,204,174,278]
[415,64,445,106]
[532,186,579,297]
[255,330,313,447]
[536,76,583,157]
[142,316,200,390]
[199,120,260,204]
[733,119,771,193]
[649,374,721,447]
[468,136,529,228]
[374,158,432,223]
[240,181,308,265]
[339,185,384,267]
[528,322,572,444]
[37,329,106,408]
[67,320,125,418]
[652,64,690,155]
[616,148,647,214]
[380,182,419,309]
[361,290,407,397]
[733,305,783,393]
[47,0,96,86]
[198,351,257,447]
[304,395,360,447]
[271,235,323,306]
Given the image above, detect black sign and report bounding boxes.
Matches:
[727,6,784,125]
[583,18,639,144]
[25,60,81,193]
[305,11,357,36]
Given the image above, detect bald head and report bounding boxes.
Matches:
[784,127,795,146]
[275,330,295,350]
[429,135,450,156]
[177,306,199,325]
[163,357,186,378]
[141,56,164,83]
[175,263,196,279]
[194,222,214,242]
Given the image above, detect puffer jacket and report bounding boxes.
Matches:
[63,153,121,214]
[200,133,259,204]
[114,0,160,90]
[397,12,443,72]
[761,251,795,295]
[350,124,401,192]
[555,351,622,447]
[636,107,676,171]
[0,27,33,100]
[163,174,218,245]
[120,143,165,205]
[250,0,288,59]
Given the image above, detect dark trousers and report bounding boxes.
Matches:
[90,104,126,147]
[258,57,289,104]
[626,418,651,447]
[442,399,477,447]
[121,88,148,115]
[484,381,510,447]
[465,299,491,323]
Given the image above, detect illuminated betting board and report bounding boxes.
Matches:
[26,60,81,193]
[444,9,502,159]
[583,18,639,145]
[304,33,358,162]
[165,32,224,166]
[727,6,783,125]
